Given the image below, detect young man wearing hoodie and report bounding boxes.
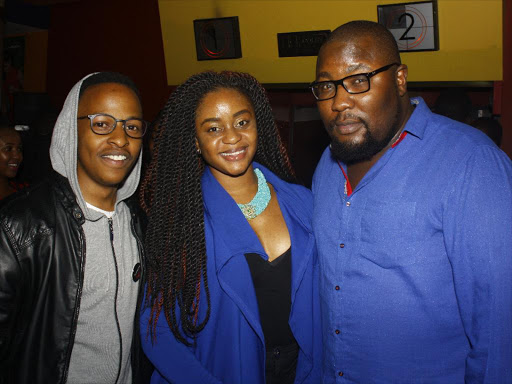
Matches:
[0,72,149,384]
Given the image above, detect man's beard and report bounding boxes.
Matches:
[329,111,401,166]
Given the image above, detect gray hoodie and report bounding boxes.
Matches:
[50,74,143,384]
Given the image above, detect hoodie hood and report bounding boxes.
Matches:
[49,73,142,221]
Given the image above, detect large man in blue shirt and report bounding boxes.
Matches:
[311,20,512,383]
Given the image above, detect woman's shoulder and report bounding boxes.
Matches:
[260,169,313,216]
[257,165,312,200]
[278,179,312,203]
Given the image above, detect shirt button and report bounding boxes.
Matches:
[335,329,340,335]
[339,243,345,248]
[338,371,344,377]
[346,202,351,207]
[335,286,340,290]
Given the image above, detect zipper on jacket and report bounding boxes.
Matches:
[108,217,123,384]
[62,221,86,384]
[130,212,145,383]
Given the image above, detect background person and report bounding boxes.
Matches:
[140,71,321,384]
[433,88,473,124]
[0,125,24,200]
[311,20,512,383]
[471,117,503,147]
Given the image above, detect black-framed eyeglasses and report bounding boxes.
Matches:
[77,113,147,139]
[310,63,400,101]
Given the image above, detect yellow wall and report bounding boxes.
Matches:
[159,0,502,85]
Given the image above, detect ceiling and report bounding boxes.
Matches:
[19,0,79,4]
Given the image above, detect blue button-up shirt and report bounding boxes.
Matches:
[312,98,512,384]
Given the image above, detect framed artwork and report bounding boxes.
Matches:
[193,16,242,61]
[378,1,439,52]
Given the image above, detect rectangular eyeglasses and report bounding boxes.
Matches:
[310,63,400,101]
[77,113,147,139]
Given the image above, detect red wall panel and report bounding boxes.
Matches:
[502,0,512,156]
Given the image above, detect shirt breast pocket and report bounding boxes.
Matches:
[359,199,424,268]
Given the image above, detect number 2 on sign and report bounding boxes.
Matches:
[398,13,415,41]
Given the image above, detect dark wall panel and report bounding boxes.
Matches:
[47,0,170,121]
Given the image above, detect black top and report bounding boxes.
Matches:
[245,247,295,347]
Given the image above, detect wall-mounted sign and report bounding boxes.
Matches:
[277,30,330,57]
[193,16,242,61]
[378,1,439,52]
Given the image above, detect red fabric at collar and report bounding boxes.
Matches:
[392,131,408,148]
[337,161,352,196]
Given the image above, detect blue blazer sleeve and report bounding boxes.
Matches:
[140,305,223,384]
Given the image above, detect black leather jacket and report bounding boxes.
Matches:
[0,173,150,384]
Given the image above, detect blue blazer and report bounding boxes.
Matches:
[141,163,322,384]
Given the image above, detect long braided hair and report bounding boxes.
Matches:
[140,71,295,344]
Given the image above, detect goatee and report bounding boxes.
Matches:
[329,113,401,165]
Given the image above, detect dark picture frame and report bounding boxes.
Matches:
[378,1,439,52]
[277,30,331,57]
[193,16,242,61]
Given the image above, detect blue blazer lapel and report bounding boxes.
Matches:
[285,207,315,305]
[202,168,266,343]
[259,165,315,304]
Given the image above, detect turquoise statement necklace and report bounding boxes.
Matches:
[237,168,271,220]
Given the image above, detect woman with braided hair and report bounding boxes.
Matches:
[140,71,321,384]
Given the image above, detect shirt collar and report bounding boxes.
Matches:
[403,97,431,140]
